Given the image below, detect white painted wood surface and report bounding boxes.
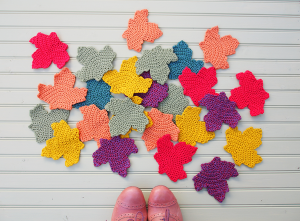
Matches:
[0,0,300,220]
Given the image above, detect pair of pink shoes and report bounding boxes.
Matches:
[111,185,183,221]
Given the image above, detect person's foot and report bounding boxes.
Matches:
[111,186,147,221]
[148,185,183,221]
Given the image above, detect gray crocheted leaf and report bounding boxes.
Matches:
[75,46,116,82]
[28,104,70,143]
[157,84,189,123]
[135,46,178,85]
[105,97,149,137]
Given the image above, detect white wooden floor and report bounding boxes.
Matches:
[0,0,300,220]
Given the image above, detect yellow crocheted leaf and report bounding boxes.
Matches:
[224,127,262,168]
[102,56,153,98]
[131,96,143,105]
[41,120,84,167]
[176,106,215,146]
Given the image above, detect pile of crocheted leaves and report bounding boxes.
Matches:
[193,157,239,203]
[37,67,87,110]
[29,32,70,69]
[154,134,198,182]
[122,9,163,52]
[41,120,84,167]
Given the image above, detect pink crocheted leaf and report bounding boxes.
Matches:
[229,71,269,116]
[29,32,70,69]
[154,134,198,182]
[179,67,218,106]
[193,157,238,203]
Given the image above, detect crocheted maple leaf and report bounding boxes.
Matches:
[154,134,198,182]
[29,32,69,69]
[122,9,163,52]
[224,127,263,168]
[41,120,84,167]
[168,40,204,80]
[176,106,215,146]
[75,46,116,82]
[141,108,180,151]
[29,104,70,143]
[135,46,178,85]
[229,71,270,116]
[179,67,218,106]
[105,97,149,137]
[193,157,238,203]
[199,26,239,70]
[76,104,111,147]
[199,92,241,132]
[37,67,87,110]
[103,56,153,98]
[92,136,138,177]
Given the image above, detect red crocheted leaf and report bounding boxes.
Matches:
[37,67,87,110]
[154,134,198,182]
[179,67,218,106]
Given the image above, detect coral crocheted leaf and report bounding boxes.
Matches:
[168,40,204,80]
[122,9,163,52]
[103,56,153,98]
[193,157,238,203]
[41,120,84,167]
[154,134,198,182]
[199,26,239,70]
[29,32,69,69]
[75,46,116,82]
[199,92,241,132]
[135,46,178,85]
[105,97,149,137]
[141,108,180,151]
[92,136,138,177]
[179,67,218,106]
[37,67,88,110]
[29,104,70,143]
[176,106,215,146]
[224,127,262,168]
[229,71,270,116]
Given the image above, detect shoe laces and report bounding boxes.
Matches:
[127,211,145,221]
[160,209,170,221]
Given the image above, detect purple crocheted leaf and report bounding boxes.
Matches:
[192,157,238,203]
[199,92,241,132]
[92,136,138,177]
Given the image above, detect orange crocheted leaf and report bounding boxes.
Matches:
[199,26,239,70]
[122,9,163,52]
[37,67,87,110]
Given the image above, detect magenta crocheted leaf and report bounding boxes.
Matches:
[193,157,238,203]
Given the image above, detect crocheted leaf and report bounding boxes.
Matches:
[199,26,239,70]
[229,71,270,116]
[37,67,88,110]
[224,127,262,168]
[135,46,178,85]
[154,134,198,182]
[105,97,149,137]
[29,104,70,143]
[122,9,163,52]
[141,108,180,151]
[41,120,84,167]
[193,157,238,203]
[76,104,111,147]
[102,56,153,98]
[75,46,116,82]
[176,106,215,146]
[179,67,218,106]
[199,92,241,132]
[73,79,112,110]
[92,136,138,177]
[29,32,69,69]
[168,40,204,80]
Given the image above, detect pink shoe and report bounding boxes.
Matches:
[111,186,147,221]
[148,185,183,221]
